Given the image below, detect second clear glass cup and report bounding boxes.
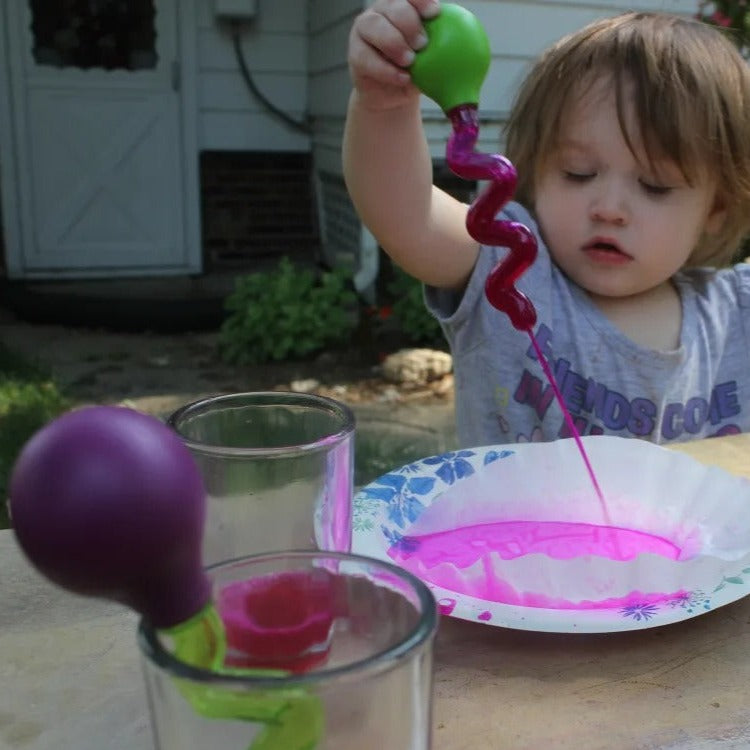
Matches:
[167,392,355,566]
[138,550,438,750]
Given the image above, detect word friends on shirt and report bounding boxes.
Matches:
[508,324,741,442]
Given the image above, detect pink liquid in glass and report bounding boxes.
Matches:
[446,104,607,516]
[218,569,336,673]
[390,520,683,610]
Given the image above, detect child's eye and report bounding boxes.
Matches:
[639,180,672,196]
[563,171,595,183]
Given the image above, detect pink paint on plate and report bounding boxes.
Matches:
[437,598,457,616]
[389,520,686,610]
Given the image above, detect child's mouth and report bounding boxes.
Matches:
[583,241,632,264]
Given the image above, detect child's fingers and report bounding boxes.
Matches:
[408,0,441,21]
[374,0,432,53]
[348,27,412,87]
[354,9,419,69]
[348,0,441,92]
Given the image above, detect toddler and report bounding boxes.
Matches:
[343,1,750,447]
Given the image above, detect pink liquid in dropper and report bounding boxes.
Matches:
[445,104,608,514]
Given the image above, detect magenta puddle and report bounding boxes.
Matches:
[389,520,685,610]
[381,437,750,611]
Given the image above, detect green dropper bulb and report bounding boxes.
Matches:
[410,3,491,112]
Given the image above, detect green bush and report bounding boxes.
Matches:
[0,344,70,529]
[697,2,750,263]
[387,267,446,348]
[219,257,360,365]
[697,2,750,55]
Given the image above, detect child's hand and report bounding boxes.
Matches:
[348,0,441,110]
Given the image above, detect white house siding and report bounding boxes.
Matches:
[308,0,362,176]
[306,0,699,170]
[308,0,368,270]
[196,0,310,151]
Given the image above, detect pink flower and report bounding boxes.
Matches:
[710,10,733,26]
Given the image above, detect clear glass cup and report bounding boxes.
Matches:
[138,550,437,750]
[167,392,355,565]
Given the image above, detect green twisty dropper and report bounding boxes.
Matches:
[411,2,538,329]
[409,4,609,511]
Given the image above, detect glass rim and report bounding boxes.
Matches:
[137,549,438,688]
[166,391,356,457]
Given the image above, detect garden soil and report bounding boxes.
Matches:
[0,306,457,455]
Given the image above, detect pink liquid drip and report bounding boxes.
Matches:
[446,104,607,518]
[528,334,607,514]
[390,520,683,610]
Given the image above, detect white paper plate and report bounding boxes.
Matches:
[351,441,750,633]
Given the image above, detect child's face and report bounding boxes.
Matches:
[533,76,725,299]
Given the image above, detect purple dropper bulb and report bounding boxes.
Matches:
[9,405,211,628]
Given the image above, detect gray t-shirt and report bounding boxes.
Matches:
[425,202,750,448]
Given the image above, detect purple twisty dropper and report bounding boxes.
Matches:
[8,405,325,750]
[9,405,210,628]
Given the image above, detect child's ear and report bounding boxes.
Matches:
[705,194,727,236]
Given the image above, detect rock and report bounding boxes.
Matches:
[381,348,453,385]
[377,386,402,403]
[290,378,320,393]
[431,373,455,396]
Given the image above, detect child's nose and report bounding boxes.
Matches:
[590,183,628,225]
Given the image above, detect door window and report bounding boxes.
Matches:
[29,0,157,70]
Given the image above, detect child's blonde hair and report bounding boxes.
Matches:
[505,12,750,266]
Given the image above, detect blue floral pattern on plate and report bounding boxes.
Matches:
[351,445,750,634]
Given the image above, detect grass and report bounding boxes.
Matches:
[0,342,71,529]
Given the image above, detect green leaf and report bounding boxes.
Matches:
[219,257,360,365]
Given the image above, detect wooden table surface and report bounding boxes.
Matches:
[4,434,750,749]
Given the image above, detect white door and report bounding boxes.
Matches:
[1,0,201,278]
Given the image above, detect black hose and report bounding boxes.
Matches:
[229,22,312,135]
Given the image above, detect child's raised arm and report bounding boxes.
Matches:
[342,0,478,289]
